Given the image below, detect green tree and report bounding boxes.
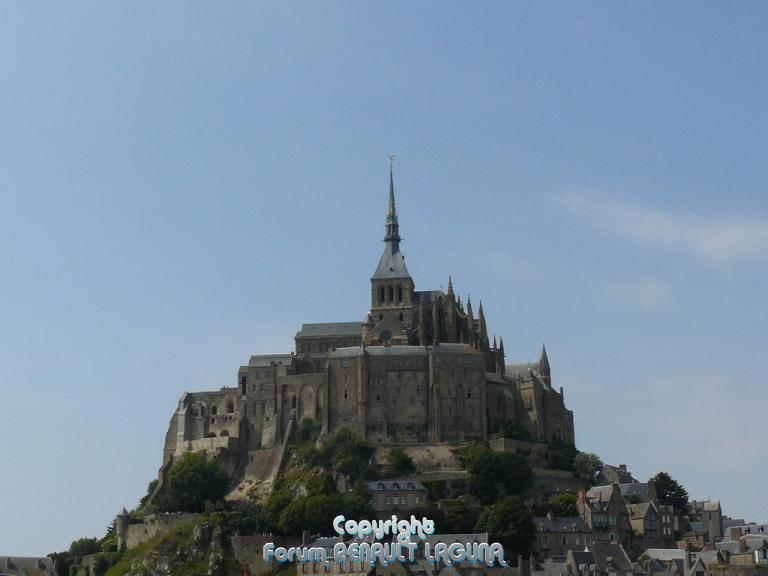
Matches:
[649,471,689,512]
[476,496,535,556]
[318,428,376,481]
[458,443,533,504]
[158,452,231,513]
[573,452,603,485]
[384,447,416,477]
[547,491,579,517]
[498,420,532,440]
[547,440,578,471]
[68,537,101,558]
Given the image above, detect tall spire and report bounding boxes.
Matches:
[384,154,401,249]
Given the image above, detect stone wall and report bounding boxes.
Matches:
[123,512,202,551]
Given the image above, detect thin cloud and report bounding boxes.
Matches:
[606,276,671,311]
[562,189,768,264]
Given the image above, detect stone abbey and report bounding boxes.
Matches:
[158,167,575,488]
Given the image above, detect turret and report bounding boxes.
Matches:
[116,507,131,551]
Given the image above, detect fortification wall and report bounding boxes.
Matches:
[124,512,202,550]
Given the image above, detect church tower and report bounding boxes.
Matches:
[367,158,414,344]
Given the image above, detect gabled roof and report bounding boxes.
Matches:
[628,502,655,520]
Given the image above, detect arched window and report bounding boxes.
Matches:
[397,286,403,302]
[379,287,385,304]
[343,389,348,399]
[226,400,235,414]
[221,430,229,437]
[291,396,297,409]
[211,405,218,416]
[388,286,394,303]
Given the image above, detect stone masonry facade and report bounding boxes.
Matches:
[156,167,575,489]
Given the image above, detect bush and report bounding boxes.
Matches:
[384,447,416,477]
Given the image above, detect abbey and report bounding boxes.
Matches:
[159,168,574,486]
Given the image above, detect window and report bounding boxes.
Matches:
[379,287,385,304]
[388,286,394,302]
[397,286,403,302]
[344,389,348,399]
[399,312,403,321]
[211,405,218,416]
[227,400,235,413]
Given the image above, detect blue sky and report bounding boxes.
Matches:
[2,2,768,556]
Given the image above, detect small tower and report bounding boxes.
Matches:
[116,507,131,551]
[539,344,551,386]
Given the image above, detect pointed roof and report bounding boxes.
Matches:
[540,343,550,368]
[373,158,410,280]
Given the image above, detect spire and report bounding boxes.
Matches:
[478,300,489,349]
[492,334,497,349]
[540,343,549,367]
[499,336,505,353]
[539,343,551,385]
[447,275,454,296]
[384,154,401,249]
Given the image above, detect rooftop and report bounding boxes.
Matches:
[295,322,363,338]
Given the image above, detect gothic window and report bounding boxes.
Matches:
[388,286,394,302]
[291,396,297,409]
[262,402,266,415]
[379,287,385,304]
[397,286,402,302]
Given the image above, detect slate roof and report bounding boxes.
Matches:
[365,346,430,357]
[248,354,293,367]
[506,362,540,378]
[591,543,634,572]
[570,551,595,569]
[372,243,411,279]
[365,480,428,492]
[642,549,685,561]
[534,516,591,533]
[619,482,652,499]
[296,322,363,338]
[432,343,478,354]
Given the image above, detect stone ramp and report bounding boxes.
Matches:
[226,446,281,501]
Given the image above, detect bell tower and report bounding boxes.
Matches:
[367,157,414,344]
